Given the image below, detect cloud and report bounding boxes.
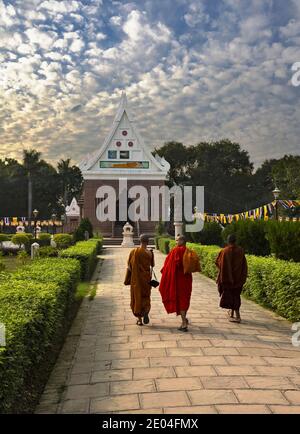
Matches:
[0,0,299,167]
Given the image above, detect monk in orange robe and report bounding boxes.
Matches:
[215,233,248,323]
[125,234,154,326]
[159,235,200,332]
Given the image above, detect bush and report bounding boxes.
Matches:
[73,218,93,242]
[38,246,58,257]
[0,257,81,413]
[0,234,9,245]
[60,239,102,280]
[37,233,51,247]
[244,255,300,321]
[190,222,223,246]
[157,238,300,322]
[222,220,270,256]
[53,233,73,249]
[11,233,30,249]
[265,221,300,262]
[157,237,170,254]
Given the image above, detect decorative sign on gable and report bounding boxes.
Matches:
[79,92,170,180]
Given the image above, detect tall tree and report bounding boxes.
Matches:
[22,149,41,224]
[57,159,83,208]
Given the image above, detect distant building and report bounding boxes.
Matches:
[78,92,170,238]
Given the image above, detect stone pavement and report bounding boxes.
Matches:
[36,248,300,414]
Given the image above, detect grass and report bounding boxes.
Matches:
[1,256,30,272]
[75,281,90,300]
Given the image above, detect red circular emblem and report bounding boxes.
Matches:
[122,130,128,136]
[116,141,122,147]
[128,141,133,147]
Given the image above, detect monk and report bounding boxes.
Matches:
[125,234,154,326]
[215,233,248,323]
[159,235,200,332]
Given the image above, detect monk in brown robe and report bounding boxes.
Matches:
[215,233,248,323]
[125,234,154,326]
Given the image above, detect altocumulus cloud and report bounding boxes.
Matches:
[0,0,299,166]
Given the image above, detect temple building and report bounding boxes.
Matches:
[78,92,170,239]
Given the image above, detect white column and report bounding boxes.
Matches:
[174,222,183,239]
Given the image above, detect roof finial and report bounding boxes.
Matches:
[120,90,127,108]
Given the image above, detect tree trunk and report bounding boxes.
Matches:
[28,174,32,227]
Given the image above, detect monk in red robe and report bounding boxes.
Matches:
[215,233,248,323]
[125,234,154,326]
[159,235,200,332]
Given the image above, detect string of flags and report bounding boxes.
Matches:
[0,217,63,227]
[198,200,300,224]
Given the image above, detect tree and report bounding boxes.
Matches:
[154,141,194,185]
[57,159,83,208]
[22,150,42,224]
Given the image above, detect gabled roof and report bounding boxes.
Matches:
[79,92,170,176]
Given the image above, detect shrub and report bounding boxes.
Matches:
[38,246,58,257]
[53,233,73,249]
[73,218,93,242]
[0,234,9,246]
[157,238,300,322]
[222,220,270,256]
[265,221,300,262]
[190,222,223,246]
[37,233,51,247]
[157,237,170,254]
[11,233,30,249]
[17,250,28,265]
[0,257,81,413]
[60,239,102,280]
[244,255,300,321]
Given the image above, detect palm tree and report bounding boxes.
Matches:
[23,149,41,225]
[57,158,83,208]
[57,159,72,206]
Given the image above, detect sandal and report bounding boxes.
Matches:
[143,313,150,325]
[229,317,241,323]
[178,326,188,332]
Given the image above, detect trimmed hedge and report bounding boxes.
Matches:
[157,237,170,254]
[60,238,102,280]
[0,257,81,413]
[157,239,300,322]
[53,233,73,249]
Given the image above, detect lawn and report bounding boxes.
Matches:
[1,256,30,272]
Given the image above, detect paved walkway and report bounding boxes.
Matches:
[36,248,300,414]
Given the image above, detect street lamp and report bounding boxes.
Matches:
[51,213,56,235]
[33,209,39,239]
[272,187,281,221]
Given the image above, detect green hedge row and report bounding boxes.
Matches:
[0,257,81,413]
[222,220,300,261]
[157,239,300,322]
[60,238,102,280]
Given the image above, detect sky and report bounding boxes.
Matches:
[0,0,300,168]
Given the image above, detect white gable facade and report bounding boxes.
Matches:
[78,93,170,238]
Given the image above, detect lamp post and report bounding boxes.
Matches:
[33,209,39,239]
[51,213,56,235]
[272,187,281,221]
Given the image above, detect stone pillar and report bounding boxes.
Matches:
[174,222,183,239]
